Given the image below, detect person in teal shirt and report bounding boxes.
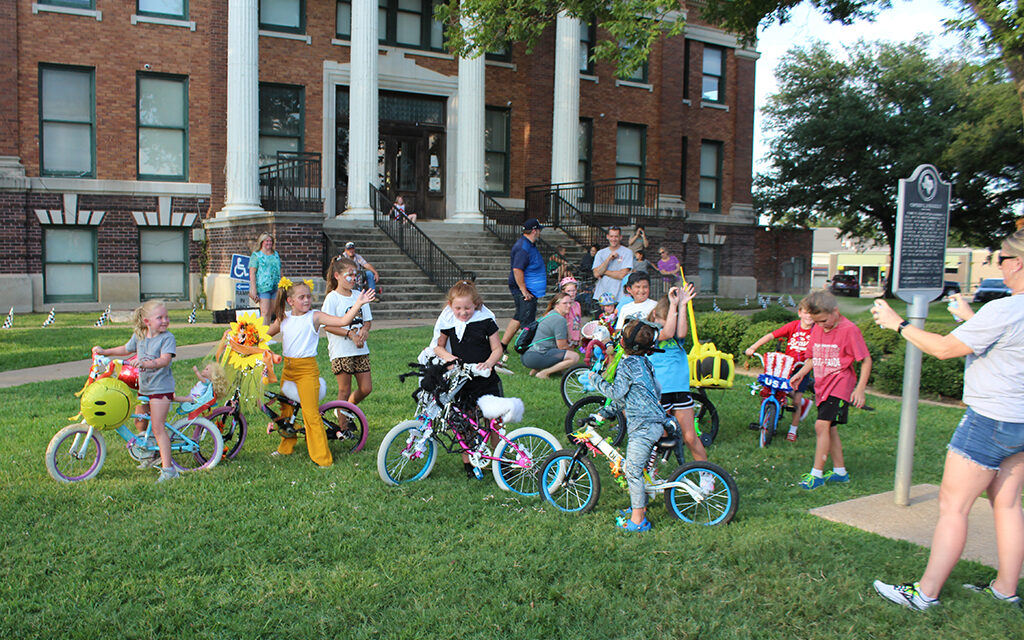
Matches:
[248,233,282,319]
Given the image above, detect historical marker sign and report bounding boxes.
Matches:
[892,164,950,303]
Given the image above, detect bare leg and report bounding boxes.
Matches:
[259,296,273,319]
[501,319,521,349]
[535,351,580,379]
[812,418,832,470]
[631,507,646,526]
[989,452,1024,597]
[790,391,803,428]
[829,425,845,469]
[349,371,373,404]
[148,397,173,469]
[675,407,707,462]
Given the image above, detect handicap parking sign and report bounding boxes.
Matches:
[230,254,250,280]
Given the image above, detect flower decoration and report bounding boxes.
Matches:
[277,276,293,290]
[225,312,272,369]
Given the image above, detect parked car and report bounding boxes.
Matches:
[829,274,860,297]
[973,278,1012,304]
[933,280,961,301]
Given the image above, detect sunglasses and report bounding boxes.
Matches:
[608,226,621,231]
[999,255,1018,265]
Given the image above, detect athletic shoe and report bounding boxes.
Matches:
[699,471,716,496]
[825,470,850,484]
[156,467,180,484]
[963,582,1022,608]
[786,430,798,443]
[873,581,939,611]
[799,473,825,490]
[799,397,814,422]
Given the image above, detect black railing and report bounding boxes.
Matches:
[259,151,323,212]
[525,177,660,230]
[479,190,559,261]
[372,185,469,291]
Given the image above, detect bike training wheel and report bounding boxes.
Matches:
[564,395,626,447]
[169,417,224,471]
[759,402,777,448]
[691,389,720,448]
[205,405,248,460]
[377,420,437,486]
[319,400,369,454]
[664,461,738,526]
[492,426,562,496]
[45,423,107,483]
[560,364,594,407]
[539,449,601,514]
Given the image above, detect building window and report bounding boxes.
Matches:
[484,107,510,196]
[683,40,691,99]
[698,245,720,293]
[680,136,688,198]
[616,123,646,202]
[40,0,94,7]
[377,0,444,51]
[619,41,648,83]
[140,229,188,300]
[699,140,722,212]
[579,21,595,73]
[138,0,187,19]
[138,74,188,181]
[260,0,304,33]
[578,118,592,184]
[702,45,724,103]
[336,0,351,38]
[39,65,94,177]
[44,227,96,302]
[258,83,304,167]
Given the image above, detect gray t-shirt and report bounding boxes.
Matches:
[125,331,177,395]
[528,312,567,355]
[951,294,1024,422]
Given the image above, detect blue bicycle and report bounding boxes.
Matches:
[748,353,795,448]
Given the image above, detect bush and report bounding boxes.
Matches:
[750,306,797,325]
[870,340,965,399]
[694,311,750,356]
[737,320,785,367]
[858,318,900,363]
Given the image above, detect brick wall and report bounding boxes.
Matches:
[206,222,324,280]
[0,1,18,156]
[753,227,814,294]
[658,219,757,279]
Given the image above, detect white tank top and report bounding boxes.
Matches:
[281,311,320,358]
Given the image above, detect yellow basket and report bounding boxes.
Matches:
[680,267,735,389]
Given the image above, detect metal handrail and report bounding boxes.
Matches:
[258,151,323,212]
[525,177,660,230]
[479,190,558,260]
[372,185,470,291]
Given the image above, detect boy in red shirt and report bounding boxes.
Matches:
[744,300,815,441]
[790,290,872,490]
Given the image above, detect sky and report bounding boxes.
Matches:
[752,0,963,173]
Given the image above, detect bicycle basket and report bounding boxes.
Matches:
[689,342,735,389]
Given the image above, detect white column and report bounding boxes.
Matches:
[344,0,379,219]
[219,0,264,217]
[550,12,580,185]
[452,17,485,221]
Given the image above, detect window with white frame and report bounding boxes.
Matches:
[258,83,304,167]
[44,227,96,302]
[260,0,303,33]
[140,228,188,300]
[372,0,444,51]
[699,140,722,212]
[579,21,595,73]
[702,45,724,103]
[39,65,94,177]
[138,0,187,19]
[484,107,510,195]
[138,74,188,181]
[616,123,646,204]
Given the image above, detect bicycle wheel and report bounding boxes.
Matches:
[377,420,437,486]
[45,423,107,483]
[539,449,601,514]
[205,406,248,460]
[565,395,626,447]
[319,400,369,454]
[759,402,777,448]
[169,417,224,471]
[692,390,720,448]
[560,365,595,407]
[492,426,562,496]
[664,461,738,526]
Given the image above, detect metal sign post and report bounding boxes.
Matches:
[891,164,951,506]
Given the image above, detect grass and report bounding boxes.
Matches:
[0,326,1019,639]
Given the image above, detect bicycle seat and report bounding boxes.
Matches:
[657,436,679,450]
[477,395,524,424]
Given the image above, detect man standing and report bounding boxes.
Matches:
[592,226,633,302]
[500,218,547,353]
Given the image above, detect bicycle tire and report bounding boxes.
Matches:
[692,389,720,448]
[205,405,248,460]
[560,364,595,407]
[319,400,369,454]
[377,420,437,486]
[169,417,224,471]
[45,423,107,483]
[564,395,626,447]
[539,449,601,514]
[664,461,738,526]
[759,402,777,448]
[491,426,562,496]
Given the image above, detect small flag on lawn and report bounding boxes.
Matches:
[187,304,197,324]
[743,296,749,306]
[1,307,12,329]
[760,296,768,309]
[41,308,55,328]
[787,294,796,307]
[713,297,722,313]
[94,305,110,327]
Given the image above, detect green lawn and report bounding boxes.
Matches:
[0,326,1017,639]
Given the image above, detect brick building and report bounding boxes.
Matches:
[0,1,764,311]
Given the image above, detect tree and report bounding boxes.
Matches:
[755,39,1023,292]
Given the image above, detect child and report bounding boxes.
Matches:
[789,290,872,490]
[597,293,618,334]
[588,318,675,531]
[94,300,179,483]
[559,276,583,347]
[616,272,657,331]
[175,362,228,412]
[548,246,571,281]
[267,277,374,466]
[633,249,652,275]
[322,257,373,426]
[391,195,417,223]
[647,284,714,480]
[743,302,816,442]
[433,280,503,478]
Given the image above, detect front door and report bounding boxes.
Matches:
[378,128,445,220]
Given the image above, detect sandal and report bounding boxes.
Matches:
[615,510,652,532]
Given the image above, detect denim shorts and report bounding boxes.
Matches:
[258,290,276,300]
[520,348,565,370]
[948,408,1024,470]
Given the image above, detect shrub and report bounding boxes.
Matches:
[738,320,785,367]
[694,311,750,356]
[858,318,900,363]
[750,306,797,325]
[870,340,965,399]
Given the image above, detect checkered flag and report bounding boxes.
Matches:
[41,308,55,328]
[94,305,110,327]
[787,294,796,307]
[759,296,768,309]
[1,307,12,329]
[743,296,749,307]
[713,297,722,313]
[777,295,786,307]
[187,304,197,324]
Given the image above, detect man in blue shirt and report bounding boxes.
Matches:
[500,218,547,353]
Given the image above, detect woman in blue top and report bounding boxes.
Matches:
[248,233,282,319]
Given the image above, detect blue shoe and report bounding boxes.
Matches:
[800,473,825,490]
[615,511,652,532]
[825,470,850,484]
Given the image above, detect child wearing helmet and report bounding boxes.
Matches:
[597,292,618,335]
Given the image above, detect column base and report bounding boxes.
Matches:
[341,207,374,220]
[449,210,484,223]
[215,203,266,219]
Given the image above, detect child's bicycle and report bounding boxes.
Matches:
[539,416,738,525]
[203,387,248,461]
[376,361,561,495]
[262,382,369,454]
[747,352,797,448]
[45,354,224,483]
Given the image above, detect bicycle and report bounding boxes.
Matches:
[262,382,369,454]
[376,361,562,496]
[539,417,738,525]
[747,352,797,448]
[45,353,224,483]
[203,387,248,461]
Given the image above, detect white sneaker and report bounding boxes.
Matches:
[699,471,716,496]
[156,467,180,483]
[873,580,939,611]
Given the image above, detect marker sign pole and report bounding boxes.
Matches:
[891,164,951,506]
